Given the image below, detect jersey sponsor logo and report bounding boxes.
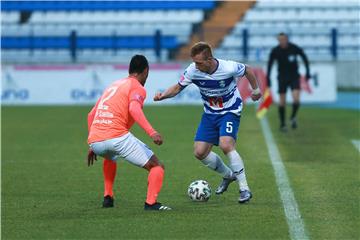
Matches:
[219,80,226,88]
[179,74,185,82]
[133,93,144,102]
[288,55,296,62]
[208,96,224,108]
[201,88,231,95]
[93,119,113,124]
[192,77,233,89]
[98,111,114,118]
[204,97,242,114]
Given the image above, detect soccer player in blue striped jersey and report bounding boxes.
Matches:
[154,42,261,203]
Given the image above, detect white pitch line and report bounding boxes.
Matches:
[351,139,360,153]
[260,117,309,240]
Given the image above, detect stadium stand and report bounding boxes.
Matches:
[215,1,360,62]
[1,1,215,11]
[176,1,255,60]
[1,1,216,63]
[1,1,359,63]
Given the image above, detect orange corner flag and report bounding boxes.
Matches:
[256,88,273,119]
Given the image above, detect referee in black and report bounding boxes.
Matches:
[267,32,310,132]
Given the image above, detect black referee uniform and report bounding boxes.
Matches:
[267,42,310,93]
[267,38,310,131]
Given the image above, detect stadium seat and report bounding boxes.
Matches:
[0,11,19,23]
[1,0,216,63]
[1,1,216,11]
[1,36,178,50]
[217,1,360,61]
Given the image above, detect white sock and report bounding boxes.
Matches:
[201,151,233,178]
[227,150,249,191]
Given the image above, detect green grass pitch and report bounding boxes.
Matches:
[2,105,359,239]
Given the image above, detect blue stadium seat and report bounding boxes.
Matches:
[217,1,360,61]
[1,1,215,11]
[1,1,214,62]
[1,36,178,49]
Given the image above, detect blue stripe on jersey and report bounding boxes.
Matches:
[221,86,237,102]
[204,97,242,113]
[200,85,237,103]
[192,77,233,89]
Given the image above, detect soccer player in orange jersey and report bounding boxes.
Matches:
[87,55,171,210]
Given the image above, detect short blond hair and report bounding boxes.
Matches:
[190,42,213,59]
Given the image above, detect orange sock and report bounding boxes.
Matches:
[103,159,117,197]
[145,166,164,205]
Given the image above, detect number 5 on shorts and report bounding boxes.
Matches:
[226,122,233,133]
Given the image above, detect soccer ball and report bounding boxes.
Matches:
[187,180,211,202]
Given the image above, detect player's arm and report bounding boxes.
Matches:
[129,101,162,145]
[87,99,100,166]
[245,65,262,101]
[153,83,183,101]
[298,47,311,80]
[129,89,163,145]
[266,49,275,87]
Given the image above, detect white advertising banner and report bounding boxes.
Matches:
[269,64,337,103]
[1,63,336,105]
[1,64,202,105]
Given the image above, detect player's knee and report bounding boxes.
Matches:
[152,161,164,170]
[145,155,164,170]
[193,149,207,160]
[219,144,233,155]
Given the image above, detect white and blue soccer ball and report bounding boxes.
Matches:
[187,180,211,202]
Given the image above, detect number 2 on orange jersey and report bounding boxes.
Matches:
[98,86,118,110]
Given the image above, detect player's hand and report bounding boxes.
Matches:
[151,133,163,145]
[87,149,97,166]
[251,92,262,101]
[251,87,262,101]
[153,92,163,101]
[305,74,311,82]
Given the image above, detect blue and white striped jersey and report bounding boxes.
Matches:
[178,59,246,115]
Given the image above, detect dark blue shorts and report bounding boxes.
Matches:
[194,112,241,146]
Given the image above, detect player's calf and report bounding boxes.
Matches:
[144,156,169,210]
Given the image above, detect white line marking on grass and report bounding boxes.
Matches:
[260,117,309,240]
[351,139,360,153]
